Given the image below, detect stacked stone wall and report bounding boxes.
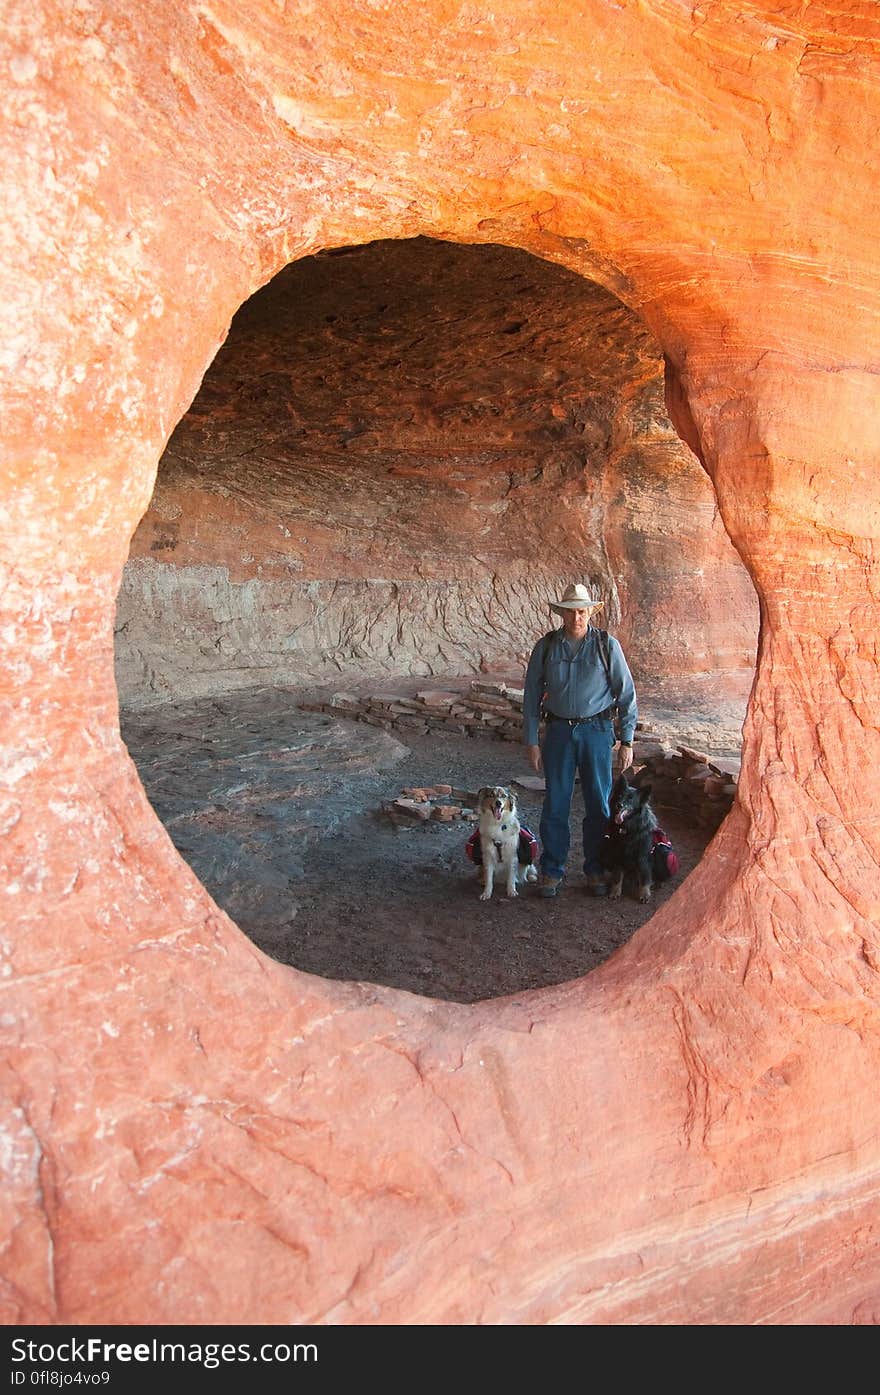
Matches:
[301,680,741,831]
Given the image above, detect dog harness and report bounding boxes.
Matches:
[466,826,539,867]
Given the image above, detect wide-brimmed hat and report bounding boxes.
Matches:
[548,583,603,614]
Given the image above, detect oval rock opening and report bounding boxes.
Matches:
[115,236,757,1001]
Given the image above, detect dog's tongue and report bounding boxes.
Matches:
[614,810,627,825]
[494,803,504,817]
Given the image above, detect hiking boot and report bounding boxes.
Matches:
[536,873,563,898]
[584,873,609,897]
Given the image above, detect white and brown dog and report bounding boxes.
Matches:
[475,785,538,900]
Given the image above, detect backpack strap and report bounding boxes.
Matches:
[594,627,613,690]
[539,628,557,684]
[542,625,617,708]
[538,628,559,717]
[596,628,622,736]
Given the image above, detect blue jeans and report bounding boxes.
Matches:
[539,716,614,879]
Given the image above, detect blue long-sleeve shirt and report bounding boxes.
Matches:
[522,627,638,746]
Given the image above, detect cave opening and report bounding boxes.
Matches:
[115,236,758,1001]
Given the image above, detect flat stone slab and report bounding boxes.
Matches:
[513,774,546,791]
[415,690,461,706]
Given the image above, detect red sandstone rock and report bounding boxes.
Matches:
[2,0,880,1330]
[709,758,742,779]
[632,738,672,762]
[113,235,758,709]
[703,775,730,798]
[678,746,710,764]
[684,764,712,782]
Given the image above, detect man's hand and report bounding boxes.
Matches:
[616,742,633,772]
[526,744,543,775]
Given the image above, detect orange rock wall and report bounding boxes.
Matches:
[3,0,880,1324]
[115,237,757,706]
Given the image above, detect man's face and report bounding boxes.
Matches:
[562,606,593,639]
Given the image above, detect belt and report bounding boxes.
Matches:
[545,707,614,726]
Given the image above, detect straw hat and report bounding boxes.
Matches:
[548,583,602,614]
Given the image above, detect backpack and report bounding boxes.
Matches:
[651,828,679,882]
[539,626,618,722]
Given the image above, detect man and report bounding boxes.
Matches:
[523,583,637,897]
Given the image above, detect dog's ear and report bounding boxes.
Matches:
[477,787,490,800]
[639,784,653,803]
[613,772,629,797]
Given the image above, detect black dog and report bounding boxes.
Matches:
[600,773,658,903]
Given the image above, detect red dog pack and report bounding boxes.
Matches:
[651,828,679,881]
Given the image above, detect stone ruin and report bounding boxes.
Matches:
[3,0,880,1326]
[304,681,741,833]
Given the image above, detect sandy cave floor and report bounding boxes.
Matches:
[121,682,742,1003]
[278,740,708,1003]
